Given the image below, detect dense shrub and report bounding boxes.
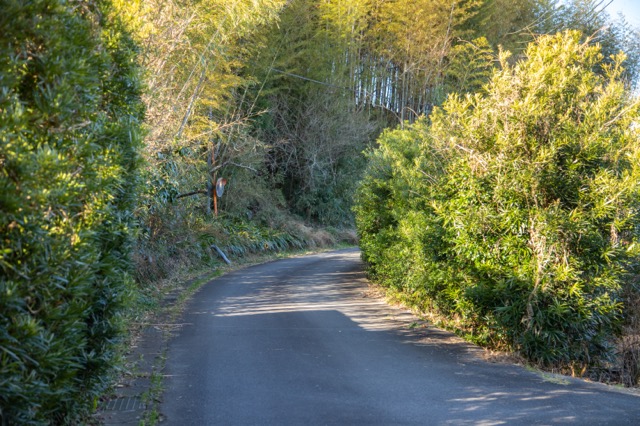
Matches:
[355,31,640,370]
[0,0,144,423]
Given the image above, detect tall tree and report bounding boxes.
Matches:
[115,0,286,215]
[248,0,378,224]
[368,0,480,119]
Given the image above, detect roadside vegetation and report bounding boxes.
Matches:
[1,0,640,424]
[355,31,640,385]
[1,1,144,423]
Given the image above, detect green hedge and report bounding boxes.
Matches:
[0,0,143,423]
[355,31,640,369]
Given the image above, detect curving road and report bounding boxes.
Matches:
[160,248,640,425]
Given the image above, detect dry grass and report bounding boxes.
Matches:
[334,228,359,245]
[368,278,640,387]
[618,334,640,386]
[614,287,640,387]
[283,220,358,248]
[481,349,527,366]
[310,228,336,247]
[586,286,640,387]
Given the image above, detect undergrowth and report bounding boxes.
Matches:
[134,203,356,286]
[96,205,356,425]
[125,199,357,357]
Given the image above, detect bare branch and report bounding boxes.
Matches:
[227,162,258,173]
[210,160,259,174]
[176,189,207,199]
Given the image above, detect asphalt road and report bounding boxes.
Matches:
[160,248,640,425]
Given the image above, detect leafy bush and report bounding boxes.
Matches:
[0,0,143,423]
[355,31,640,370]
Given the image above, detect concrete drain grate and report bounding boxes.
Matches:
[103,397,146,412]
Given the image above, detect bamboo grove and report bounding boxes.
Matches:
[2,0,640,423]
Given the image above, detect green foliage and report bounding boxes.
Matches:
[355,31,640,369]
[128,0,640,232]
[548,0,640,88]
[133,201,341,286]
[0,0,144,423]
[119,0,285,211]
[464,0,545,51]
[445,37,494,95]
[248,0,377,225]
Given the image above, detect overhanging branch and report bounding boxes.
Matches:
[176,189,208,199]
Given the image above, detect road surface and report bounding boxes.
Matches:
[160,248,640,425]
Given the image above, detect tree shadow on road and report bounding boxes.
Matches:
[162,249,640,425]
